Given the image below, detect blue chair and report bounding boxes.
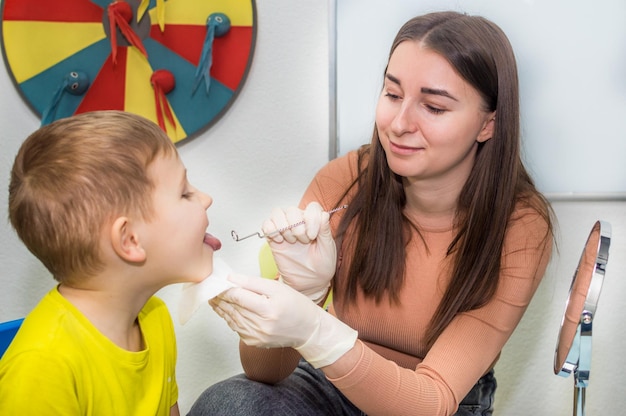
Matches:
[0,318,24,358]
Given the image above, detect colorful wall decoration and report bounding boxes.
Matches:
[1,0,257,144]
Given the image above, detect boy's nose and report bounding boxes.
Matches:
[199,192,213,209]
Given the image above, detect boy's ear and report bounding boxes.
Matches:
[110,217,146,263]
[477,111,496,143]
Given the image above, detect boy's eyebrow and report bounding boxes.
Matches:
[385,73,458,101]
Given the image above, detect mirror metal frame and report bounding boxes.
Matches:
[554,220,611,415]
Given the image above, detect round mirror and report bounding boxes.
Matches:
[554,220,611,415]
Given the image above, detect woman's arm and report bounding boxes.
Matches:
[325,208,553,415]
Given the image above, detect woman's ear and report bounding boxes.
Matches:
[477,111,496,143]
[110,217,146,263]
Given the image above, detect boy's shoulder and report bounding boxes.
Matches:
[0,287,84,379]
[3,291,171,361]
[3,288,93,357]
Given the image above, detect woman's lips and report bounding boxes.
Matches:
[389,140,422,155]
[204,232,222,251]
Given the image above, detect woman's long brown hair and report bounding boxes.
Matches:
[334,12,553,349]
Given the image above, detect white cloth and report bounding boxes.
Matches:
[178,258,236,325]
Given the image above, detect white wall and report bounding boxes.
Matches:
[336,0,626,197]
[0,1,624,414]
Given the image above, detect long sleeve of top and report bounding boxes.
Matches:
[239,150,552,416]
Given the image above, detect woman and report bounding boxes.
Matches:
[191,11,554,416]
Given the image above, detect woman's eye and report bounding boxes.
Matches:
[425,104,445,115]
[384,92,401,101]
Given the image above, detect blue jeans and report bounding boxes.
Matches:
[456,369,496,416]
[188,359,496,416]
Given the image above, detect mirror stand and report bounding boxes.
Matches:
[569,321,589,415]
[554,220,611,416]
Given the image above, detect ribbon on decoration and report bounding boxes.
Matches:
[193,12,231,95]
[41,71,90,126]
[151,69,176,133]
[137,0,166,32]
[108,0,148,65]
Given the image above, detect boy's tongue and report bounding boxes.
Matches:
[204,233,222,251]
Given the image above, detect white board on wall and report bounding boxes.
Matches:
[333,0,626,199]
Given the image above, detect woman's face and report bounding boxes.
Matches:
[376,40,495,189]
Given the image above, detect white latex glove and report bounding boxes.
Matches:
[262,202,336,303]
[211,273,357,368]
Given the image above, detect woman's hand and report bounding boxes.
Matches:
[262,202,336,303]
[211,274,357,368]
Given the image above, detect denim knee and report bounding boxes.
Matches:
[455,370,497,416]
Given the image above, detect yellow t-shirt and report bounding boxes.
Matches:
[0,287,178,415]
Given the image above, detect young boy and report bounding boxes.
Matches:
[0,110,222,415]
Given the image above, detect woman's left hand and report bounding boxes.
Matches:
[211,274,357,368]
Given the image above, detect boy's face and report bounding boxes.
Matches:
[139,153,220,285]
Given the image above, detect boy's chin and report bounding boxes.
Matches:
[180,265,214,284]
[195,264,214,282]
[198,254,215,279]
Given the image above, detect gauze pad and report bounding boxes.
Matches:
[178,257,236,325]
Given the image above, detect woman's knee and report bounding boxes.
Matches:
[188,376,266,415]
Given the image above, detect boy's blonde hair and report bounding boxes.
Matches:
[9,111,177,284]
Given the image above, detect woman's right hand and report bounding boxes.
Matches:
[261,202,336,304]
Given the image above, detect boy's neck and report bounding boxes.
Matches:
[58,283,149,352]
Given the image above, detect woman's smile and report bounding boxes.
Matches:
[388,139,424,155]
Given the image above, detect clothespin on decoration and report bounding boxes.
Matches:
[193,12,231,95]
[108,0,148,65]
[137,0,166,32]
[41,71,90,126]
[151,69,176,133]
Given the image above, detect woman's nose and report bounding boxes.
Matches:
[391,104,419,135]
